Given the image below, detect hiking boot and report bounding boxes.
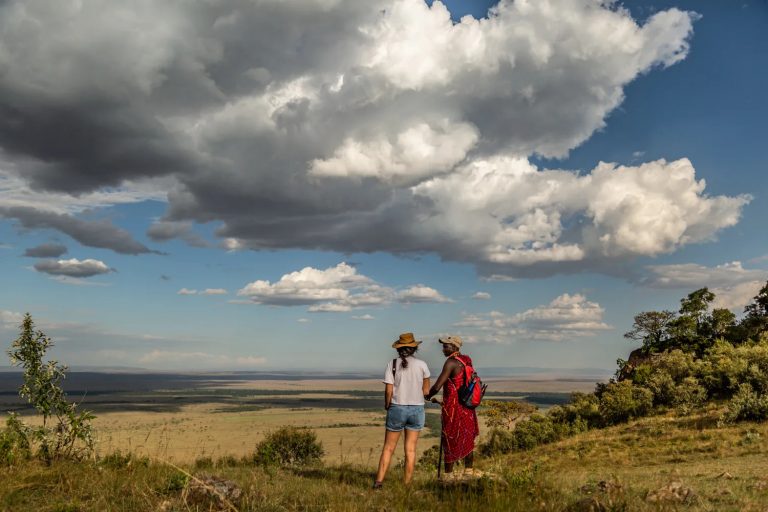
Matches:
[372,481,383,490]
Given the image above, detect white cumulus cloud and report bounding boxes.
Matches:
[397,285,452,304]
[237,262,449,312]
[641,261,767,312]
[0,0,746,278]
[456,293,612,342]
[33,258,113,278]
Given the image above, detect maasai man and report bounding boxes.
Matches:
[425,335,480,477]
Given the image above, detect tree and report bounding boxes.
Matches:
[623,310,676,353]
[708,308,737,339]
[743,280,768,339]
[481,400,537,430]
[679,288,715,327]
[668,288,718,353]
[4,313,94,463]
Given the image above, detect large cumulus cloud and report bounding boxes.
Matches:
[0,0,748,276]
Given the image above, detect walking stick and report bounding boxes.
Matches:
[432,397,444,480]
[437,434,444,480]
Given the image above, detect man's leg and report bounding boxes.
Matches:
[464,451,474,469]
[375,430,401,484]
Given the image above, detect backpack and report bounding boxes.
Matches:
[453,356,487,409]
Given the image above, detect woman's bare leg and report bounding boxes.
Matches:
[375,430,401,483]
[402,429,420,484]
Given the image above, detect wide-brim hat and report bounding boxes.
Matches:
[438,335,463,348]
[392,332,422,349]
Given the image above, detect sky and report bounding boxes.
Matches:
[0,0,766,373]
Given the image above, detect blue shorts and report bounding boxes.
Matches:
[385,404,425,432]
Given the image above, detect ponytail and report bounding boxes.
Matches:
[396,346,417,369]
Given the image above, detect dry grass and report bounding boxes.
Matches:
[6,405,768,511]
[85,403,441,465]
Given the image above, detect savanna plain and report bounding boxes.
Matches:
[3,369,768,511]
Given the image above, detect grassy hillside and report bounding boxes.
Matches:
[3,405,768,511]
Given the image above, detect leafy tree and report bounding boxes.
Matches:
[667,288,719,354]
[623,310,676,353]
[708,308,737,339]
[4,313,94,463]
[743,280,768,339]
[481,400,537,430]
[679,287,716,325]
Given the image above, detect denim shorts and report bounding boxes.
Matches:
[385,404,425,432]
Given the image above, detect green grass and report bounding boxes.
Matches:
[4,408,768,511]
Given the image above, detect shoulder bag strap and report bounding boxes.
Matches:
[392,358,397,381]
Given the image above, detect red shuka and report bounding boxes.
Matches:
[441,354,480,463]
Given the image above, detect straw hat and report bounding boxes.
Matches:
[392,332,422,349]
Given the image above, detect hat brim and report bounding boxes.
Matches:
[392,340,422,349]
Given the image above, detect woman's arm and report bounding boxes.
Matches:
[384,383,393,410]
[422,378,431,397]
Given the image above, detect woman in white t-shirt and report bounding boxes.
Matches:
[373,332,431,488]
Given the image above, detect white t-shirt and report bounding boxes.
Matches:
[383,356,431,406]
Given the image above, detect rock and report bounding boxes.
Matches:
[185,475,243,511]
[645,480,697,504]
[715,471,735,480]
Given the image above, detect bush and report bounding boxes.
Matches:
[671,377,707,415]
[643,370,676,406]
[0,414,31,466]
[4,314,95,463]
[481,414,561,456]
[481,400,537,430]
[598,381,653,426]
[548,392,601,429]
[417,443,441,468]
[479,428,516,456]
[720,383,768,424]
[99,450,148,469]
[251,426,324,467]
[194,456,214,469]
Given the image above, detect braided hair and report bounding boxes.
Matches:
[396,346,417,369]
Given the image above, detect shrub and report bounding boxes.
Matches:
[161,471,189,493]
[548,392,601,429]
[699,339,768,398]
[194,456,214,469]
[598,381,653,425]
[720,383,768,424]
[251,426,324,467]
[0,414,31,466]
[481,400,537,430]
[4,314,95,463]
[512,414,558,450]
[479,428,516,456]
[643,370,676,406]
[671,377,707,415]
[99,450,149,469]
[417,443,441,468]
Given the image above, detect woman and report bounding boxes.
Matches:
[373,332,431,488]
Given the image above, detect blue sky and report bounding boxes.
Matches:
[0,0,766,372]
